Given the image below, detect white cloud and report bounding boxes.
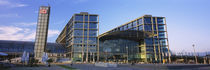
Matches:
[48,30,60,37]
[0,0,9,5]
[0,0,27,8]
[0,26,28,41]
[0,13,20,18]
[15,3,27,7]
[0,25,60,41]
[18,22,37,26]
[22,31,36,41]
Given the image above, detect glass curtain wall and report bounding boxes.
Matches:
[99,15,169,63]
[65,14,98,62]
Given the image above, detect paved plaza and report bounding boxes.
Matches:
[68,64,210,70]
[2,65,66,70]
[1,63,210,70]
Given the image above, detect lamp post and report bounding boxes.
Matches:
[126,46,128,63]
[192,44,198,64]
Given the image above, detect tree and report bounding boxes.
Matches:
[47,58,53,67]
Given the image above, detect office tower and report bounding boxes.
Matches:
[34,6,50,58]
[56,12,99,62]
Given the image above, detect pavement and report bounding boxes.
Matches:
[128,64,210,70]
[65,63,140,70]
[2,65,67,70]
[67,63,210,70]
[1,63,210,70]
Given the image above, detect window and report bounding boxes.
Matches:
[89,15,97,22]
[75,15,83,21]
[123,25,128,30]
[158,32,166,38]
[138,19,142,25]
[88,37,97,44]
[153,18,156,24]
[145,38,153,45]
[128,23,132,29]
[158,25,165,31]
[131,27,137,30]
[144,17,151,24]
[74,37,83,44]
[120,27,123,31]
[85,15,88,21]
[89,30,97,37]
[84,23,88,28]
[74,30,83,36]
[133,21,137,27]
[153,25,157,31]
[138,25,143,31]
[159,39,166,45]
[157,18,164,24]
[144,25,152,31]
[74,23,83,29]
[89,23,97,29]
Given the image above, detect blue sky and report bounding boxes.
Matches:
[0,0,210,53]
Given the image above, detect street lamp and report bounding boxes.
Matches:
[192,44,198,64]
[126,46,128,63]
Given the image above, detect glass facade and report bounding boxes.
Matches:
[99,15,170,63]
[100,39,140,62]
[34,6,50,58]
[57,12,98,62]
[0,40,66,56]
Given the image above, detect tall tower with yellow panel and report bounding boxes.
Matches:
[34,6,50,58]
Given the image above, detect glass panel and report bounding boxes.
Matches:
[84,30,88,36]
[153,24,157,31]
[85,15,88,21]
[133,21,137,27]
[89,30,97,37]
[120,27,123,31]
[75,15,83,21]
[128,23,132,29]
[138,19,142,25]
[74,23,83,29]
[145,38,153,45]
[144,17,151,24]
[159,39,167,46]
[157,18,164,24]
[138,25,143,31]
[74,37,83,44]
[84,23,88,28]
[131,27,137,30]
[89,23,97,29]
[74,30,83,36]
[99,39,138,54]
[144,25,152,31]
[89,15,97,22]
[88,37,97,44]
[158,25,165,31]
[158,32,166,38]
[123,25,128,30]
